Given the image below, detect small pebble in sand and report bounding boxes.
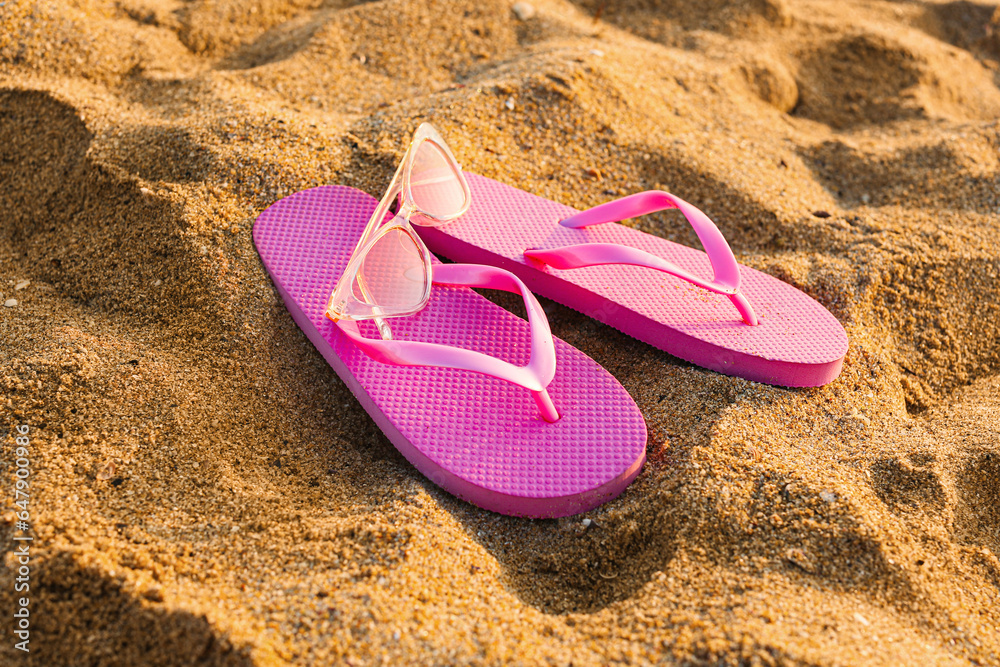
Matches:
[4,298,17,308]
[785,548,816,574]
[812,210,831,218]
[853,612,871,627]
[154,279,162,286]
[512,2,535,21]
[848,407,871,425]
[504,97,515,111]
[142,586,164,602]
[585,167,602,180]
[820,490,837,503]
[97,462,116,481]
[582,518,592,528]
[15,280,29,290]
[140,187,152,196]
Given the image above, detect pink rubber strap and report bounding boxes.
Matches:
[525,191,758,326]
[336,263,560,422]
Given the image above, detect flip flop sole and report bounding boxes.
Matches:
[417,174,849,388]
[253,185,647,518]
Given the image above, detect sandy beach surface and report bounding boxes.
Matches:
[2,0,1000,664]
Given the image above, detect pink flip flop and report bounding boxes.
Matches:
[253,185,647,518]
[415,174,849,387]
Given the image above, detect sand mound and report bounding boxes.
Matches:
[1,0,1000,665]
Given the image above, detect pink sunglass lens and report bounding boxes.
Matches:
[356,226,427,312]
[410,140,467,218]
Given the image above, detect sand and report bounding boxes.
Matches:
[1,0,999,664]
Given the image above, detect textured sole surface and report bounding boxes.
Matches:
[417,173,849,387]
[253,185,647,518]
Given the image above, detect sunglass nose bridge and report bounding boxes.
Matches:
[375,318,393,341]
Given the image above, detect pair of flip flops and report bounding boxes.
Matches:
[253,125,847,519]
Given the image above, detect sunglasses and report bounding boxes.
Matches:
[325,123,471,340]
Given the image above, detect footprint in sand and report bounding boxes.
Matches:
[793,29,1000,128]
[869,454,948,515]
[955,451,1000,558]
